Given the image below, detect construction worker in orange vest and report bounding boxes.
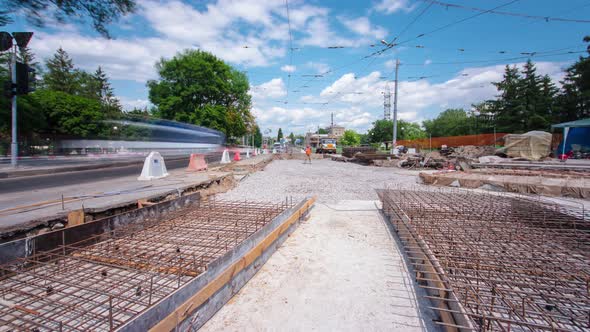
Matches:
[304,145,312,164]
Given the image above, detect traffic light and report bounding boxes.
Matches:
[15,62,35,95]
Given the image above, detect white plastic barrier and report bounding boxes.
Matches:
[138,151,169,181]
[246,149,251,159]
[220,149,231,164]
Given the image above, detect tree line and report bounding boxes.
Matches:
[0,47,126,154]
[360,35,590,146]
[0,47,261,155]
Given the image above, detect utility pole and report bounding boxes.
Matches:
[392,59,399,154]
[10,46,17,167]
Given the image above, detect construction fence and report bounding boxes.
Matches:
[397,133,508,149]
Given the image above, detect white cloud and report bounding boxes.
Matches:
[254,61,566,135]
[253,105,375,134]
[28,0,338,83]
[299,17,359,47]
[384,59,396,70]
[373,0,415,14]
[118,97,151,111]
[33,31,184,82]
[424,59,432,65]
[339,16,387,39]
[320,71,387,107]
[251,78,287,100]
[281,65,296,73]
[305,61,331,74]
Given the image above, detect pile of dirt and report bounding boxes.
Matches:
[449,145,497,159]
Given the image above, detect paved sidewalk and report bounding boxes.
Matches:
[201,201,439,331]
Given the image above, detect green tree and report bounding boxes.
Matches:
[0,0,136,38]
[148,49,253,140]
[317,128,329,134]
[43,47,77,94]
[489,65,523,132]
[288,132,295,143]
[93,66,122,117]
[359,133,370,145]
[398,121,426,140]
[520,60,551,130]
[368,120,422,149]
[127,107,151,117]
[557,35,590,121]
[340,129,360,146]
[368,120,393,149]
[422,109,471,137]
[488,60,559,132]
[32,90,105,138]
[253,125,263,147]
[277,128,283,141]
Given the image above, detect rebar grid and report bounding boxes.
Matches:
[0,199,292,331]
[379,189,590,332]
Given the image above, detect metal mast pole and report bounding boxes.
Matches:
[392,59,399,153]
[10,46,17,167]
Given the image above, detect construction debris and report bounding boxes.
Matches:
[334,145,501,169]
[379,188,590,331]
[342,146,377,158]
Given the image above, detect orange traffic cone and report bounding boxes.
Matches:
[187,153,208,171]
[233,150,241,161]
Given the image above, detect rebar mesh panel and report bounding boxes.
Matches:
[0,199,292,331]
[379,189,590,331]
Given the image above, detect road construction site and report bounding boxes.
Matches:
[0,151,588,331]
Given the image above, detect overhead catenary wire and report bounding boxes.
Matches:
[418,0,590,24]
[401,50,588,66]
[393,0,521,48]
[285,0,294,102]
[296,48,585,110]
[293,0,521,92]
[249,1,585,111]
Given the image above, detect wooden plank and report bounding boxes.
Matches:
[396,217,460,332]
[149,197,316,332]
[67,209,85,227]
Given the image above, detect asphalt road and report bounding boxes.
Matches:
[0,153,222,194]
[0,157,126,168]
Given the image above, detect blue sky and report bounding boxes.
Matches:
[5,0,590,135]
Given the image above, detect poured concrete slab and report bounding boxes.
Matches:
[200,200,439,331]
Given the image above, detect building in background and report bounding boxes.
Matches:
[328,125,345,139]
[305,125,345,148]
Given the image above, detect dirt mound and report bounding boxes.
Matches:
[450,145,496,159]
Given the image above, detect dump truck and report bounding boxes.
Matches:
[316,138,337,154]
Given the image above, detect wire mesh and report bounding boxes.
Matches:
[0,199,293,331]
[379,188,590,331]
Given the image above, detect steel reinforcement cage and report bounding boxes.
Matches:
[0,198,295,331]
[379,188,589,331]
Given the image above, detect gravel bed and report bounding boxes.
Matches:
[216,159,425,203]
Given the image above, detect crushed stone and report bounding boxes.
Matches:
[216,159,425,203]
